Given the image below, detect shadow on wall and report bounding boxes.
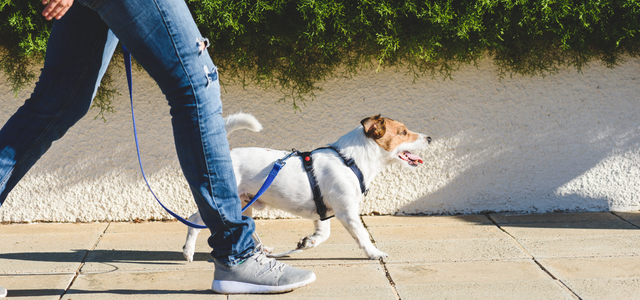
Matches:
[391,61,640,215]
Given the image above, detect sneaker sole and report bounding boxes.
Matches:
[212,273,316,294]
[0,286,6,298]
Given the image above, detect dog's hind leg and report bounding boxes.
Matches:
[182,212,204,262]
[297,219,331,250]
[337,212,388,259]
[182,195,255,262]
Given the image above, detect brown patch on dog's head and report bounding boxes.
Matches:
[361,115,386,139]
[362,115,421,152]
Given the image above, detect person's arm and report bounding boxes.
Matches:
[42,0,74,20]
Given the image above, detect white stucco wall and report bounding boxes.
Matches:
[0,57,639,222]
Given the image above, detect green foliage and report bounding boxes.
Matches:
[91,54,120,122]
[1,0,639,114]
[0,0,49,92]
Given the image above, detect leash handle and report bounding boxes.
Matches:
[123,46,207,229]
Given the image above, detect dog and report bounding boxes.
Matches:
[182,112,431,260]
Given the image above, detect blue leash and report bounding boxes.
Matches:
[122,46,289,228]
[240,150,297,211]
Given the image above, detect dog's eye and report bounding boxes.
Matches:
[401,130,407,135]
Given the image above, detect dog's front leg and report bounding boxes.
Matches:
[182,212,203,262]
[337,213,388,259]
[298,219,331,249]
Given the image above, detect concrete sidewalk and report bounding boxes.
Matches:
[1,212,640,299]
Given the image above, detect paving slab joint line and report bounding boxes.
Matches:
[361,216,402,300]
[58,222,112,300]
[611,211,640,229]
[484,214,582,300]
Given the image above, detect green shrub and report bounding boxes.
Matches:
[1,0,639,114]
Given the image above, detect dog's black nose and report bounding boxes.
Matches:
[427,137,432,144]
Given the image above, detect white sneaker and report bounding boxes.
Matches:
[211,245,315,294]
[0,286,6,297]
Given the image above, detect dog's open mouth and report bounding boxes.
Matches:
[399,151,424,166]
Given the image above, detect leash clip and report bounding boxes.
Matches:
[276,148,298,166]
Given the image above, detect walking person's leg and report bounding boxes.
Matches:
[0,4,117,297]
[76,0,314,293]
[0,0,314,293]
[79,0,256,264]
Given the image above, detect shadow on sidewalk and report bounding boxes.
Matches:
[7,288,213,297]
[0,249,371,264]
[0,250,198,264]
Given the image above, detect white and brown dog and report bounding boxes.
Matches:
[182,113,431,260]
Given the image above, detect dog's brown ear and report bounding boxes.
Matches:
[361,115,386,139]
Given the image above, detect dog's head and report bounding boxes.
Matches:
[361,115,431,167]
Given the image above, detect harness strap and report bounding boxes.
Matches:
[298,147,368,220]
[299,151,334,221]
[326,146,368,195]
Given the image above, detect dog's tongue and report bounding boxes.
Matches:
[403,151,424,165]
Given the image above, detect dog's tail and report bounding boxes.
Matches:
[224,112,263,135]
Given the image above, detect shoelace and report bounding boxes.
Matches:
[253,246,286,276]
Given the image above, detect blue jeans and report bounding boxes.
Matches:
[0,0,255,265]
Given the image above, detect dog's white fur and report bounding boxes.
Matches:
[182,112,430,260]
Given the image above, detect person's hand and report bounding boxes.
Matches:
[42,0,74,21]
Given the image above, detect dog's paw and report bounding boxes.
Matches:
[182,245,195,262]
[367,249,389,260]
[297,236,318,250]
[263,245,274,254]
